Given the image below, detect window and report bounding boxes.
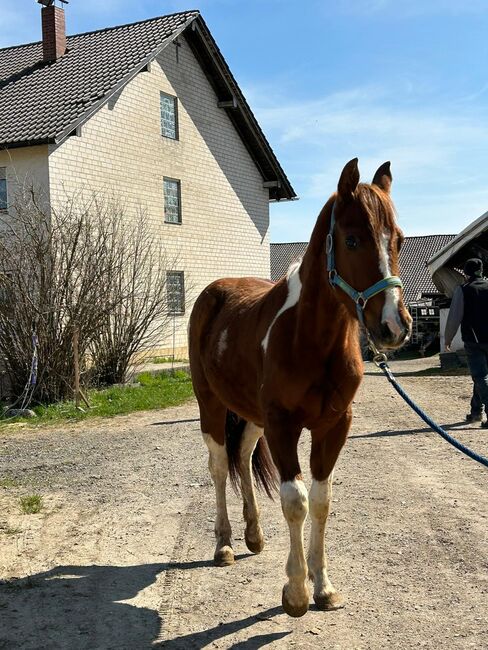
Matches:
[0,168,7,211]
[164,178,181,224]
[167,271,185,314]
[160,92,178,139]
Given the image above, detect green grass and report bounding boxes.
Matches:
[2,526,22,535]
[20,495,42,514]
[0,370,194,428]
[0,478,19,488]
[149,356,188,364]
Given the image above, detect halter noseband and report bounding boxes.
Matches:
[326,201,403,327]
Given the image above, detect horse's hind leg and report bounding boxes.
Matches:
[203,431,234,566]
[240,423,264,554]
[308,415,350,611]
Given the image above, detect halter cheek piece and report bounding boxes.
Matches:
[326,202,403,328]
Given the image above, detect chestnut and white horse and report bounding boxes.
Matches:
[189,159,412,617]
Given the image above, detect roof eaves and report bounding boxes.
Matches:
[185,16,296,202]
[53,13,199,148]
[1,137,54,149]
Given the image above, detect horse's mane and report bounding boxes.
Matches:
[355,183,397,239]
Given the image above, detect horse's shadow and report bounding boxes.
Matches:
[0,560,287,649]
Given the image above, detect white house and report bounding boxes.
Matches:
[0,4,296,355]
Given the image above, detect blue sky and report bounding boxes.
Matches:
[2,0,488,242]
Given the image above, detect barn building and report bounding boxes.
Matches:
[271,234,455,353]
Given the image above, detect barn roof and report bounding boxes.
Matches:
[270,242,308,282]
[0,11,296,201]
[271,234,456,302]
[427,211,488,297]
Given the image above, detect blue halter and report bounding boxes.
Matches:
[326,202,403,327]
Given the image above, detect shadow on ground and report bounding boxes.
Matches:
[0,560,285,650]
[351,421,478,439]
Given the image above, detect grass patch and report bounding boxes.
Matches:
[149,356,188,364]
[20,495,42,514]
[0,370,194,428]
[2,526,22,535]
[0,478,19,489]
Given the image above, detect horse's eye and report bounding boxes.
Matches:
[345,235,359,250]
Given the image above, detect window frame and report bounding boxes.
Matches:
[160,91,179,140]
[166,271,185,315]
[0,168,7,212]
[163,177,182,225]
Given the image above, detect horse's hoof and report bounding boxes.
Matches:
[282,586,309,618]
[245,530,264,554]
[214,546,234,566]
[314,590,344,611]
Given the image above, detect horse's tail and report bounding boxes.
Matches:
[225,410,279,499]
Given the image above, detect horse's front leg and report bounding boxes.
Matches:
[266,421,309,617]
[308,413,350,610]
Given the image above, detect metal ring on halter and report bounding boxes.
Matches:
[356,295,367,308]
[329,269,337,283]
[373,352,388,366]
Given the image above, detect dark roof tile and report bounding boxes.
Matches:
[0,11,199,146]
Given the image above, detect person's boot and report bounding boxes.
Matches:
[481,420,488,429]
[466,412,482,423]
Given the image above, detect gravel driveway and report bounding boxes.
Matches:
[0,356,487,649]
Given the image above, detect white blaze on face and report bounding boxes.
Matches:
[262,261,302,353]
[379,231,403,337]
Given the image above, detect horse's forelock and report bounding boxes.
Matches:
[355,184,397,237]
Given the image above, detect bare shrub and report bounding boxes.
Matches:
[0,184,182,403]
[88,212,181,386]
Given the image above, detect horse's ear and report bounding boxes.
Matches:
[338,158,360,201]
[372,161,392,193]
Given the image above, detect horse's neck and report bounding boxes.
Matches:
[296,198,356,354]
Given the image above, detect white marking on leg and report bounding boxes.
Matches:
[262,262,302,353]
[280,478,310,612]
[379,231,402,337]
[240,423,264,552]
[202,433,233,564]
[217,328,228,359]
[308,475,339,605]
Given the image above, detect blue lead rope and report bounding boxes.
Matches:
[376,358,488,469]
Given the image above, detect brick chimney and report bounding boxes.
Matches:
[40,3,67,62]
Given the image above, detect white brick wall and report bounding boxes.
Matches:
[0,145,50,211]
[48,35,271,352]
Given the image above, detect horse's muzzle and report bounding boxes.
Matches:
[374,317,412,350]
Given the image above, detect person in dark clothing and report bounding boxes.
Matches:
[467,385,482,422]
[445,258,488,427]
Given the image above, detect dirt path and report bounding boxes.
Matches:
[0,356,487,649]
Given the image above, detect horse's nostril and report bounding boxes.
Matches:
[380,322,393,341]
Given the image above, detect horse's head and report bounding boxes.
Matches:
[330,158,412,350]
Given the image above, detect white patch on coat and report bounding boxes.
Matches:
[217,328,228,359]
[379,232,403,337]
[280,478,310,608]
[308,476,336,597]
[202,433,232,548]
[262,261,302,352]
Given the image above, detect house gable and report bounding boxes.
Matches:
[0,11,295,201]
